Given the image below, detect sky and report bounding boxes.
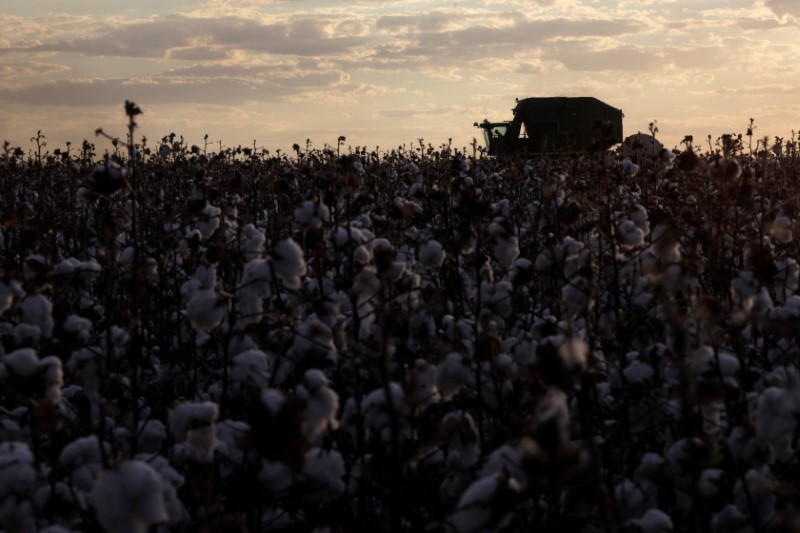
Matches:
[1,0,799,156]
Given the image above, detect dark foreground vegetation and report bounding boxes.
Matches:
[1,110,799,532]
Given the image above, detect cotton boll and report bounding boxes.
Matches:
[406,359,440,412]
[493,237,520,269]
[196,202,221,240]
[291,316,337,366]
[294,200,330,229]
[436,352,470,401]
[19,294,54,338]
[624,359,655,384]
[697,469,724,498]
[0,442,37,497]
[302,448,346,504]
[753,387,797,462]
[185,289,229,332]
[296,369,339,442]
[91,460,169,533]
[419,239,446,269]
[230,349,270,390]
[448,473,521,533]
[440,411,480,471]
[626,508,674,533]
[2,348,39,378]
[168,401,219,462]
[271,238,307,290]
[770,216,793,243]
[241,224,266,259]
[60,436,108,492]
[0,279,24,316]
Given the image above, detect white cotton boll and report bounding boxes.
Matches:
[419,240,446,268]
[271,238,307,290]
[0,442,37,497]
[407,359,440,411]
[260,459,294,495]
[39,356,63,403]
[494,237,520,268]
[63,314,93,344]
[138,420,167,454]
[185,289,228,332]
[436,352,470,401]
[302,448,346,503]
[169,401,219,462]
[626,508,673,533]
[441,412,480,471]
[619,220,645,248]
[559,337,588,371]
[20,294,54,338]
[697,469,724,498]
[239,258,271,299]
[753,387,797,462]
[230,349,270,390]
[358,383,406,439]
[449,473,520,533]
[242,224,266,259]
[535,249,555,272]
[291,316,337,365]
[711,504,750,533]
[2,348,39,378]
[196,203,221,240]
[770,216,793,243]
[0,279,24,316]
[620,158,639,176]
[562,276,593,315]
[297,369,339,441]
[294,200,330,229]
[60,436,107,491]
[734,468,777,526]
[615,480,648,521]
[91,460,169,533]
[624,359,655,384]
[481,443,529,489]
[534,387,570,444]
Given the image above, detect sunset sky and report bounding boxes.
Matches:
[2,0,799,155]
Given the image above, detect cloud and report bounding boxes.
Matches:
[5,14,367,58]
[764,0,800,18]
[0,70,348,107]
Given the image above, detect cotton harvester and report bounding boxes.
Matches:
[476,96,624,155]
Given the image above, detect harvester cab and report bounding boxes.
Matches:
[477,97,623,155]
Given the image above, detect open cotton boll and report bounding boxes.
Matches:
[0,279,24,316]
[294,200,330,229]
[625,508,674,533]
[407,359,440,412]
[436,352,470,401]
[296,369,339,442]
[241,223,266,259]
[195,202,221,240]
[185,289,229,332]
[19,294,54,338]
[753,387,797,462]
[0,442,37,498]
[441,412,480,471]
[302,448,346,503]
[271,238,307,290]
[419,239,446,269]
[168,401,219,462]
[448,473,521,533]
[59,435,108,492]
[770,216,793,244]
[624,359,655,384]
[91,460,169,533]
[230,349,270,390]
[2,348,39,378]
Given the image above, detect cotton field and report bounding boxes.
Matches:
[0,119,799,532]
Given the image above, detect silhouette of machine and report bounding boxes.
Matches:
[476,97,623,155]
